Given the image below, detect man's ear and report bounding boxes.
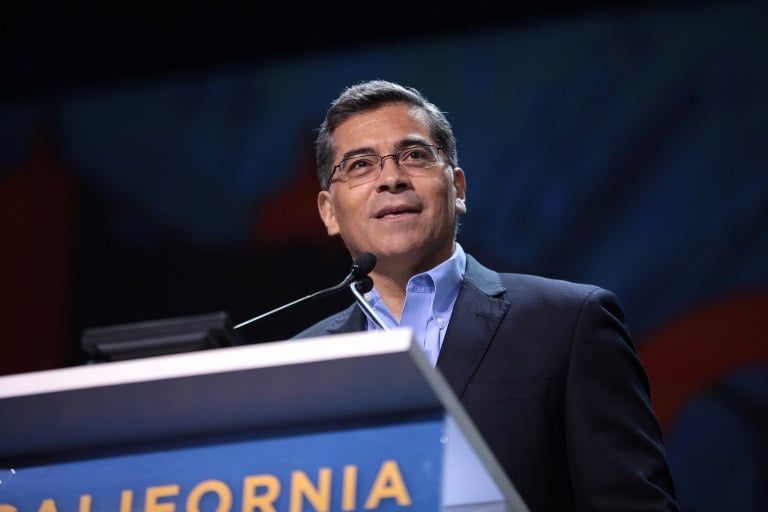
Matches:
[317,190,340,236]
[453,168,467,215]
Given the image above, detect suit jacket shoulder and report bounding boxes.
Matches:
[292,254,620,339]
[293,303,362,339]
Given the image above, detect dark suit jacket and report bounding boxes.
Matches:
[295,254,679,511]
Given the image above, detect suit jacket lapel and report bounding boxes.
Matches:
[318,254,509,400]
[436,255,510,399]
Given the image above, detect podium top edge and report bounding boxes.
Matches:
[0,329,415,399]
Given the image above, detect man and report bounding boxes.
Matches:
[296,79,679,511]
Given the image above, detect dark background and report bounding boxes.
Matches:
[3,1,709,99]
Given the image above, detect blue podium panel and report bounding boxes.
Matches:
[0,329,528,511]
[1,416,445,511]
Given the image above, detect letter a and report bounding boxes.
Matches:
[364,460,411,509]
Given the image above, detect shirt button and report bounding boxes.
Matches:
[436,317,445,327]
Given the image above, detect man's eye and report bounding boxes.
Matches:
[344,157,377,174]
[402,148,429,161]
[351,159,372,168]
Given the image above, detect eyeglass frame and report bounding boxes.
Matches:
[329,143,446,187]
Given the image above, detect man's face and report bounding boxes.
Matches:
[317,103,466,276]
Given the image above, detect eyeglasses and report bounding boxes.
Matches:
[330,144,445,188]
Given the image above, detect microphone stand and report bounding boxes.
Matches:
[234,288,334,330]
[349,278,390,332]
[234,253,377,330]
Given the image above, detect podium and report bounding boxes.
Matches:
[0,328,529,511]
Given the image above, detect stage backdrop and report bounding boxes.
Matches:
[1,2,766,511]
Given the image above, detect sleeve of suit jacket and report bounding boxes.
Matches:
[562,286,678,510]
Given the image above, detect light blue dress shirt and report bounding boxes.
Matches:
[361,243,467,366]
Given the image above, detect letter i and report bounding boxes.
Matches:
[79,495,92,512]
[120,491,134,512]
[341,465,357,511]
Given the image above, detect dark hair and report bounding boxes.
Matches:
[315,80,458,190]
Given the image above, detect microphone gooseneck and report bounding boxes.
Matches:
[349,276,390,332]
[234,253,378,330]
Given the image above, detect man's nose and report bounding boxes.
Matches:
[380,154,398,169]
[376,154,410,189]
[379,154,407,178]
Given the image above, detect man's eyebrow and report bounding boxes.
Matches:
[394,138,432,150]
[338,138,433,161]
[338,146,377,161]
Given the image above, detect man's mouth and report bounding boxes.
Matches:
[374,205,421,219]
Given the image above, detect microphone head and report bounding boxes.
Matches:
[354,276,374,294]
[350,252,377,279]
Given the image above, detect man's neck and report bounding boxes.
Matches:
[368,244,456,321]
[369,271,409,321]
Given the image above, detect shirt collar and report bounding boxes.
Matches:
[364,243,467,318]
[413,242,466,313]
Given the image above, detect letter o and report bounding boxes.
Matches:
[187,480,233,512]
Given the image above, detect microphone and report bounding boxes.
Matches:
[234,253,377,330]
[345,252,377,285]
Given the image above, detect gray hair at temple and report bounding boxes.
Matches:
[314,80,459,190]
